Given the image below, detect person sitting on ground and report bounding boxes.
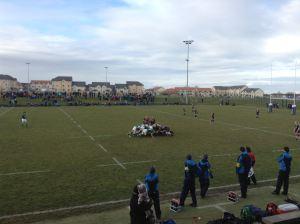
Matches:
[143,116,150,125]
[198,154,213,198]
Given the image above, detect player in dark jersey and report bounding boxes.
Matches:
[256,108,260,118]
[210,112,215,124]
[21,112,28,127]
[183,107,186,116]
[194,109,198,118]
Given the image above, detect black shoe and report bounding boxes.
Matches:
[282,192,288,195]
[189,203,197,207]
[272,191,279,195]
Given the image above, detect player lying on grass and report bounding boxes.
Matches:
[21,112,28,127]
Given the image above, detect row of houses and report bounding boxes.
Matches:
[1,74,264,98]
[147,85,264,98]
[0,74,144,95]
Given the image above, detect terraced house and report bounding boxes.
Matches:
[30,80,52,93]
[126,81,144,94]
[0,74,19,93]
[51,76,73,95]
[72,81,86,96]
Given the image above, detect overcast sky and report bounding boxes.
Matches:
[0,0,300,92]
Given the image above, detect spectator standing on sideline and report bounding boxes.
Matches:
[236,147,252,198]
[198,154,213,198]
[145,166,161,221]
[179,154,198,207]
[272,146,292,195]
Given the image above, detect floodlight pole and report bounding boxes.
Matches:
[104,67,108,83]
[294,63,297,105]
[183,40,194,105]
[26,62,30,101]
[270,63,272,104]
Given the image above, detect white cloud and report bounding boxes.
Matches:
[0,0,299,92]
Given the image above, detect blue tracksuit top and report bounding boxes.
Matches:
[277,151,292,172]
[145,173,159,192]
[198,159,211,179]
[184,159,197,179]
[236,151,249,174]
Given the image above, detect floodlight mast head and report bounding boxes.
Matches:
[183,40,194,45]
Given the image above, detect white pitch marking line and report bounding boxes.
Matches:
[2,178,300,221]
[214,205,227,212]
[98,144,108,153]
[197,202,232,209]
[0,170,50,176]
[136,179,143,184]
[112,157,126,170]
[0,107,13,117]
[207,153,239,158]
[96,159,157,167]
[272,148,300,152]
[89,136,95,141]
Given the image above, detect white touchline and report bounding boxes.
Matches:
[112,157,126,170]
[206,153,239,157]
[98,144,108,153]
[0,107,13,117]
[150,109,294,138]
[96,159,157,167]
[0,170,50,176]
[136,179,143,184]
[89,136,95,141]
[214,205,227,212]
[2,176,300,220]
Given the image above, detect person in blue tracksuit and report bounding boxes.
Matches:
[198,154,213,198]
[272,146,292,195]
[144,166,161,220]
[179,154,198,207]
[236,147,252,198]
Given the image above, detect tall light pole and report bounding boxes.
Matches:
[104,66,108,83]
[26,62,30,101]
[292,62,297,115]
[268,63,273,113]
[183,40,193,104]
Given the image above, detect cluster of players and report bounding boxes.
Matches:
[128,116,174,137]
[130,146,293,224]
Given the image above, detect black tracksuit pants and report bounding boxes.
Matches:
[199,178,210,198]
[238,173,248,198]
[180,178,197,206]
[148,191,161,220]
[275,170,290,194]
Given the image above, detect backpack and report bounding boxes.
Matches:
[240,205,255,223]
[266,202,279,216]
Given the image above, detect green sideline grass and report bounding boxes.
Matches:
[0,105,299,218]
[32,183,300,224]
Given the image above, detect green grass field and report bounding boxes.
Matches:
[0,104,300,221]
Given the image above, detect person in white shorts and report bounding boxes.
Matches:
[21,112,28,127]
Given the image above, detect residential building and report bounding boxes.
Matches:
[72,81,86,95]
[30,80,52,93]
[115,84,128,96]
[126,81,144,94]
[146,86,165,95]
[162,87,212,96]
[88,82,112,95]
[51,76,73,94]
[0,74,19,92]
[212,85,247,96]
[241,88,264,98]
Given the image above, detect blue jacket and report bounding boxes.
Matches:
[236,151,251,174]
[145,173,159,192]
[198,159,212,179]
[184,159,198,180]
[277,151,292,172]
